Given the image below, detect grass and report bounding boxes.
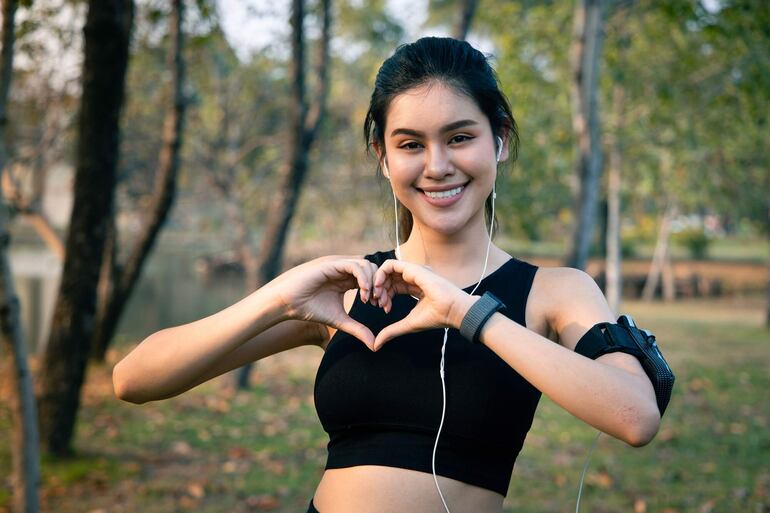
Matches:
[0,296,768,513]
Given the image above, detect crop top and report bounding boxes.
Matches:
[313,249,542,497]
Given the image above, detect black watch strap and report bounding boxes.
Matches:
[459,291,506,344]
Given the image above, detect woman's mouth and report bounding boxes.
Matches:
[417,183,467,207]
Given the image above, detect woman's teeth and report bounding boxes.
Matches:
[423,185,464,199]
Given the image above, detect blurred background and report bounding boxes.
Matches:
[0,0,767,512]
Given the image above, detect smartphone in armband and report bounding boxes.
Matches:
[574,315,675,416]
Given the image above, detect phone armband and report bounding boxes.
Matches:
[574,315,675,416]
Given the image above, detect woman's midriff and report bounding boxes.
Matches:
[312,465,505,513]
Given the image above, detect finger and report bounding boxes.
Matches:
[377,259,422,289]
[390,281,422,297]
[336,317,376,351]
[372,271,388,306]
[377,276,394,308]
[362,260,378,305]
[339,260,371,302]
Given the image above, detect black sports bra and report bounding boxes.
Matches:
[313,249,541,496]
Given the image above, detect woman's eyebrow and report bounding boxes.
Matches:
[390,119,479,138]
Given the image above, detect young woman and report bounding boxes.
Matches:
[114,37,661,513]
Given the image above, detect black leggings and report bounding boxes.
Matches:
[306,497,320,513]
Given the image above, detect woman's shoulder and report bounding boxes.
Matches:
[528,266,611,339]
[531,266,601,307]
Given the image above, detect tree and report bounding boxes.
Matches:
[454,0,478,40]
[1,0,42,509]
[235,0,332,389]
[36,0,134,456]
[565,0,606,270]
[603,0,632,313]
[90,0,188,362]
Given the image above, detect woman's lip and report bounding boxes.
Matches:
[417,183,466,207]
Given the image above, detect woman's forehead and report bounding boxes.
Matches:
[385,82,487,135]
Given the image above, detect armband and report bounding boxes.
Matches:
[574,315,675,416]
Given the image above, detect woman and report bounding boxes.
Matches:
[114,37,661,513]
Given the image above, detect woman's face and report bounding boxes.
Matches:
[380,81,507,239]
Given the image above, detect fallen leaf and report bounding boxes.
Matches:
[187,483,205,499]
[172,441,193,456]
[246,494,281,510]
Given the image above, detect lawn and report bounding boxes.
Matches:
[1,296,768,513]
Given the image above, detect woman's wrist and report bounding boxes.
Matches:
[448,293,480,330]
[245,282,293,328]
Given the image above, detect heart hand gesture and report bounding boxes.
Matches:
[371,259,476,351]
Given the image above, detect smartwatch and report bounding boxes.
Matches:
[459,291,506,344]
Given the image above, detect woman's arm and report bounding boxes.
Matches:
[370,258,660,445]
[114,254,377,404]
[451,267,661,447]
[113,282,305,404]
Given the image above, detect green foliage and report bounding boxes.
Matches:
[14,0,767,252]
[673,227,712,259]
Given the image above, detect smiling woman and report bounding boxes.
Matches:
[113,37,664,513]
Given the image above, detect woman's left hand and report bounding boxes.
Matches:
[371,259,476,351]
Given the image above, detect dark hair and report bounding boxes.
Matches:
[364,37,519,243]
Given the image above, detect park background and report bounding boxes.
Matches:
[0,0,768,512]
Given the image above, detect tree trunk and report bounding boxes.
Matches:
[605,82,625,314]
[453,0,478,41]
[235,0,331,389]
[91,0,186,362]
[661,236,675,301]
[0,1,42,511]
[642,204,675,301]
[765,207,769,328]
[37,0,133,456]
[565,0,606,271]
[0,209,41,513]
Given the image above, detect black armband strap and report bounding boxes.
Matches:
[574,315,675,416]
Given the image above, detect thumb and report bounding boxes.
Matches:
[336,318,375,351]
[373,319,412,352]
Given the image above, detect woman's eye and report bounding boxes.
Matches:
[450,134,473,144]
[399,141,422,150]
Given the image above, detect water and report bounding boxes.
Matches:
[12,245,249,353]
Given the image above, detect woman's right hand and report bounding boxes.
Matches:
[268,256,381,350]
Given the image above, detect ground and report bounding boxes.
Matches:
[1,296,768,513]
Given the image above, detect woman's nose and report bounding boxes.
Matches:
[424,145,453,178]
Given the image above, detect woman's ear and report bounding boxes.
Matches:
[372,142,389,179]
[496,132,511,162]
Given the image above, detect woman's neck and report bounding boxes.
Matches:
[396,217,506,286]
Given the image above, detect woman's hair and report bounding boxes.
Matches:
[364,37,520,243]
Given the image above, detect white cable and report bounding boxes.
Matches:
[575,431,602,513]
[391,176,496,513]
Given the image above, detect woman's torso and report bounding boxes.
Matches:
[312,249,550,513]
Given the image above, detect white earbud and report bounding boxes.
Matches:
[495,136,503,162]
[382,158,390,179]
